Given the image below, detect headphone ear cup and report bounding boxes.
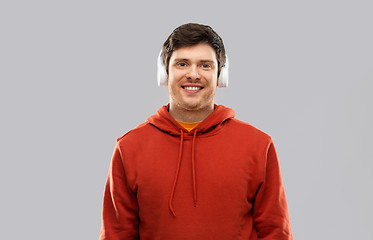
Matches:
[157,50,168,86]
[217,55,229,88]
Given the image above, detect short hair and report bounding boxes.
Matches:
[161,23,226,76]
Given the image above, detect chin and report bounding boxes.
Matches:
[182,101,210,111]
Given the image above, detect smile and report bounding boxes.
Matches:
[182,86,203,91]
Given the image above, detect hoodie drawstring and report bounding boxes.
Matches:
[169,130,184,217]
[169,129,199,216]
[191,129,198,207]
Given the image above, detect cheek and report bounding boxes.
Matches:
[206,72,218,85]
[168,77,179,94]
[168,71,178,84]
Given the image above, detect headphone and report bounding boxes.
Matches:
[157,50,229,88]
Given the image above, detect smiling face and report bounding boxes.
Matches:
[168,43,218,115]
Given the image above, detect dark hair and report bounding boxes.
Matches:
[161,23,226,76]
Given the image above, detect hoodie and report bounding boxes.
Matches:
[99,104,293,240]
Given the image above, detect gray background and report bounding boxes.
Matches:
[1,0,372,239]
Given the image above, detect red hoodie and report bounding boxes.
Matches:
[99,104,293,240]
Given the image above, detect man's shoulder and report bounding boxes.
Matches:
[116,122,154,144]
[226,118,272,142]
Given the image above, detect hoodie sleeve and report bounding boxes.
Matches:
[99,143,139,240]
[252,140,293,240]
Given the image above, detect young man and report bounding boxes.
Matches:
[99,23,293,240]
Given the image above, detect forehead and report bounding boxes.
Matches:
[170,43,217,62]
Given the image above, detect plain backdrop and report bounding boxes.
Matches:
[1,1,372,239]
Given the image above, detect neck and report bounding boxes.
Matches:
[169,103,214,123]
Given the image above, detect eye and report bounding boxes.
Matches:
[177,62,187,67]
[201,64,212,69]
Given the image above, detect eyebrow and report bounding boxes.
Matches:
[199,60,215,64]
[173,58,190,62]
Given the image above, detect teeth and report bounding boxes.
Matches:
[184,86,201,91]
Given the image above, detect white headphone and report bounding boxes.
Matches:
[157,50,229,88]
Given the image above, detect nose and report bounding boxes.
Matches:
[186,65,200,81]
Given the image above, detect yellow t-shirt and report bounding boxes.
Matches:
[176,120,202,132]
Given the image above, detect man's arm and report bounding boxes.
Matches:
[253,140,293,240]
[99,143,139,240]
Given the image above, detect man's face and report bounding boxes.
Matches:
[168,43,218,112]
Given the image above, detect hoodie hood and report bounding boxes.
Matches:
[145,104,235,216]
[146,104,235,136]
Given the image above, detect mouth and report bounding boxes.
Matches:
[181,85,204,93]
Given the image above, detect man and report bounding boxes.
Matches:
[99,23,293,240]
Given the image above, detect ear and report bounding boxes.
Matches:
[217,55,229,88]
[157,49,168,86]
